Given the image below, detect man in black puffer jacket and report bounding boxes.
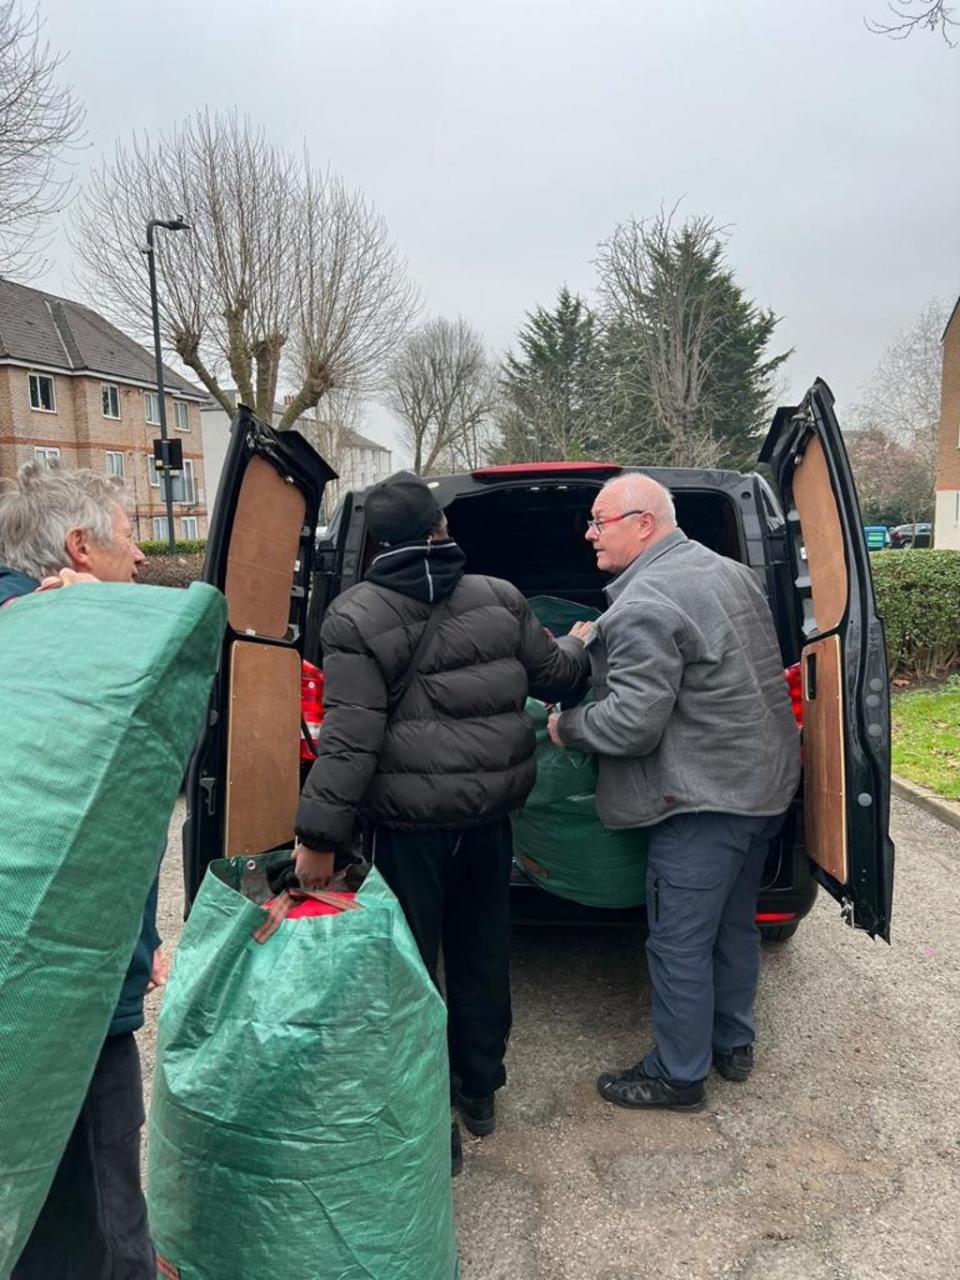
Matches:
[294,473,588,1148]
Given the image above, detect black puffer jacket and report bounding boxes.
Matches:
[295,539,588,849]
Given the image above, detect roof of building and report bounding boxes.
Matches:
[0,277,205,398]
[200,392,389,453]
[943,294,960,341]
[338,426,389,452]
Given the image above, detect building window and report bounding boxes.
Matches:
[181,516,198,539]
[175,400,190,432]
[144,391,161,425]
[101,383,121,419]
[147,456,160,487]
[105,451,125,479]
[34,446,60,464]
[153,517,170,541]
[174,458,196,504]
[28,373,56,413]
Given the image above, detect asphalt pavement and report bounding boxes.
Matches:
[147,794,960,1280]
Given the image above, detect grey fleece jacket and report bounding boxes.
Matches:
[557,530,801,829]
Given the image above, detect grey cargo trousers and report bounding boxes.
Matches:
[640,810,785,1085]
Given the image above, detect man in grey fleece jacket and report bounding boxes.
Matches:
[548,473,800,1111]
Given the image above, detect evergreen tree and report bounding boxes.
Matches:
[496,287,606,462]
[597,212,790,469]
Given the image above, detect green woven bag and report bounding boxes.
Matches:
[148,858,459,1280]
[0,582,226,1275]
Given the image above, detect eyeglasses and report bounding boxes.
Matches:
[586,509,649,535]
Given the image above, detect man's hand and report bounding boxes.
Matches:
[547,713,566,749]
[569,620,595,643]
[146,946,170,994]
[37,568,100,591]
[293,842,335,888]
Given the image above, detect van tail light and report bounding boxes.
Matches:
[300,660,325,761]
[755,912,797,923]
[784,662,803,729]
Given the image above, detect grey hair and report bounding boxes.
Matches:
[0,462,126,580]
[601,472,677,528]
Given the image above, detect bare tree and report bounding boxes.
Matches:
[385,317,498,474]
[72,111,418,426]
[0,2,84,276]
[852,298,946,515]
[845,425,933,524]
[866,0,957,43]
[596,209,788,469]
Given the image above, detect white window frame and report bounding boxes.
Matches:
[176,458,196,504]
[147,456,160,487]
[152,517,170,541]
[105,450,125,479]
[180,516,198,539]
[33,446,60,464]
[174,400,191,432]
[28,373,56,413]
[144,391,161,425]
[101,383,121,420]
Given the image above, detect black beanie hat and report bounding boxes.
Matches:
[364,472,443,545]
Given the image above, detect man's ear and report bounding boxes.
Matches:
[63,526,93,572]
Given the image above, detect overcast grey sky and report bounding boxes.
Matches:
[36,0,960,463]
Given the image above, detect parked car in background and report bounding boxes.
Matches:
[889,522,932,549]
[863,525,890,550]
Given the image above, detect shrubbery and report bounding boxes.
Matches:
[871,550,960,677]
[138,541,205,589]
[139,538,207,557]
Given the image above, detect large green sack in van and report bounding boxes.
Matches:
[513,596,647,909]
[148,858,459,1280]
[0,582,226,1275]
[513,699,648,908]
[526,593,599,638]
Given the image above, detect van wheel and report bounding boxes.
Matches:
[760,922,799,943]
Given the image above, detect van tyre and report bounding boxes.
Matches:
[760,922,799,943]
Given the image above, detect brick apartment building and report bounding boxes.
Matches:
[0,278,209,542]
[934,295,960,549]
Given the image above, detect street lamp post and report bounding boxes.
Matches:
[144,217,190,552]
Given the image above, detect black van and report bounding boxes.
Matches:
[183,378,894,944]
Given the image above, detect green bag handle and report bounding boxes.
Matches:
[252,888,362,944]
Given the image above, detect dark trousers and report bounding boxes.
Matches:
[641,811,783,1085]
[371,816,514,1099]
[12,1033,154,1280]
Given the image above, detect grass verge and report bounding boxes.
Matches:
[891,681,960,801]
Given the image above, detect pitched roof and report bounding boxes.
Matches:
[200,391,390,453]
[0,277,204,397]
[944,294,960,341]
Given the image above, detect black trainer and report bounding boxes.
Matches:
[451,1119,463,1177]
[713,1044,754,1083]
[454,1092,496,1137]
[597,1065,705,1111]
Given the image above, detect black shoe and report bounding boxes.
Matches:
[451,1119,463,1177]
[597,1067,705,1111]
[713,1044,754,1083]
[454,1092,496,1137]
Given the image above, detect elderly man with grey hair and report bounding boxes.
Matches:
[548,472,800,1112]
[0,462,159,1279]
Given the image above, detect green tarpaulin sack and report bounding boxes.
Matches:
[512,700,648,908]
[512,596,648,909]
[0,582,226,1275]
[148,857,459,1280]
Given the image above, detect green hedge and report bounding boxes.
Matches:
[870,550,960,677]
[140,539,207,558]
